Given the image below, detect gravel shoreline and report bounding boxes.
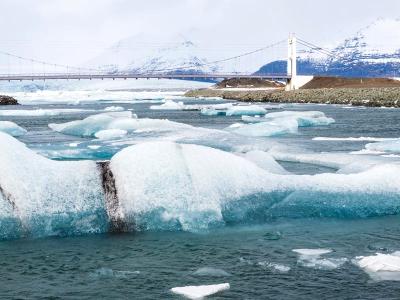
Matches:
[185,87,400,108]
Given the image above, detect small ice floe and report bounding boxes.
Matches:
[104,106,125,112]
[68,142,79,147]
[192,267,232,277]
[150,100,185,110]
[257,261,291,273]
[293,249,347,270]
[0,121,27,137]
[354,251,400,281]
[171,283,230,299]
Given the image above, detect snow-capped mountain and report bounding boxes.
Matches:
[258,18,400,77]
[84,33,221,74]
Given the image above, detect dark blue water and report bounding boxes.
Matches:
[1,94,400,298]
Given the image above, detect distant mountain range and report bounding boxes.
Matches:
[85,18,400,78]
[258,18,400,77]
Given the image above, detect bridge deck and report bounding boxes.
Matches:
[0,73,291,81]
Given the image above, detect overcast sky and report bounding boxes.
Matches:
[0,0,398,67]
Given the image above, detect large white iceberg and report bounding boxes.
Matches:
[0,121,27,137]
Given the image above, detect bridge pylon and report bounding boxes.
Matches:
[286,33,297,91]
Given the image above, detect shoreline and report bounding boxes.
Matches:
[185,87,400,108]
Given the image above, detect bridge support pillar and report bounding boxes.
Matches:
[286,33,297,91]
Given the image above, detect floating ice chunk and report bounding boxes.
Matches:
[104,106,124,112]
[171,283,230,299]
[240,150,289,174]
[293,249,347,270]
[0,121,27,136]
[201,108,226,116]
[227,118,299,137]
[293,249,333,256]
[226,105,267,116]
[243,111,334,127]
[95,129,127,140]
[354,252,400,281]
[192,267,232,277]
[49,111,188,137]
[150,100,185,110]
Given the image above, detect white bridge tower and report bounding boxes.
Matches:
[286,33,297,91]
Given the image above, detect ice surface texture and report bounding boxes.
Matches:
[2,134,400,238]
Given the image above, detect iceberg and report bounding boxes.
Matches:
[2,136,400,238]
[0,121,27,137]
[0,132,106,239]
[49,111,190,138]
[171,283,230,299]
[242,111,335,127]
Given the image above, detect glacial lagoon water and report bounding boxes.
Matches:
[1,89,400,298]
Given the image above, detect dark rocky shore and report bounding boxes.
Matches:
[185,77,400,108]
[185,87,400,107]
[0,95,19,105]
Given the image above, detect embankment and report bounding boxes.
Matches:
[185,77,400,108]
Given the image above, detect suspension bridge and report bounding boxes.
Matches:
[0,35,341,90]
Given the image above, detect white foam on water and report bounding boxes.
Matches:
[192,267,232,277]
[171,283,230,299]
[354,252,400,281]
[0,121,27,137]
[257,261,291,272]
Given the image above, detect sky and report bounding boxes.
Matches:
[0,0,398,68]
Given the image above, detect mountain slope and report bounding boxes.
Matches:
[258,18,400,77]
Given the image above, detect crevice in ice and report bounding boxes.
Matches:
[98,161,129,233]
[0,183,27,235]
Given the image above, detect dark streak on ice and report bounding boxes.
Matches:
[0,183,28,234]
[98,161,130,233]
